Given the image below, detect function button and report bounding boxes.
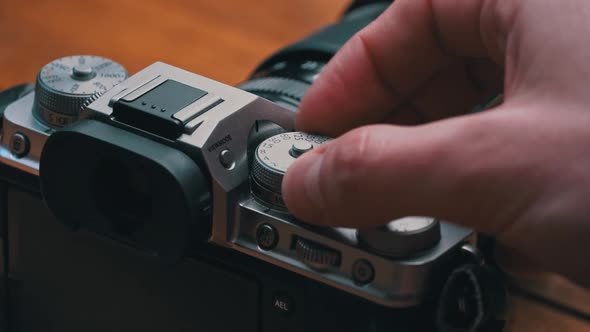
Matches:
[289,141,313,158]
[351,259,374,285]
[263,285,304,332]
[9,132,30,158]
[72,65,95,80]
[219,148,235,169]
[256,223,279,250]
[271,291,295,316]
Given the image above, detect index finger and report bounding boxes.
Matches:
[296,0,512,136]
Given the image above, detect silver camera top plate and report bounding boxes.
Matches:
[2,60,474,309]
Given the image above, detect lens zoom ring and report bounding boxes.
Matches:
[239,77,309,101]
[251,156,283,193]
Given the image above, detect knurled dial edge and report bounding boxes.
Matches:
[251,132,330,209]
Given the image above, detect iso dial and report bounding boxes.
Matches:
[34,55,127,128]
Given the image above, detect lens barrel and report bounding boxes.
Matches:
[242,1,391,169]
[240,1,391,110]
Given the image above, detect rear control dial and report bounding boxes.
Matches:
[295,238,341,271]
[250,132,330,210]
[34,55,127,128]
[357,217,441,258]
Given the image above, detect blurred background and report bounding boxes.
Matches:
[1,0,590,330]
[0,0,347,89]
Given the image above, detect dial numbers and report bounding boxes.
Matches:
[34,55,128,128]
[38,55,126,95]
[256,132,330,173]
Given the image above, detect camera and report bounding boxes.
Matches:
[0,1,507,331]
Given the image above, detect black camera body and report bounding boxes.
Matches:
[0,2,507,331]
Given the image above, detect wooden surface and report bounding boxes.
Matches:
[1,0,589,330]
[0,0,347,90]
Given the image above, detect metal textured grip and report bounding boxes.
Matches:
[251,156,283,193]
[295,238,341,270]
[239,77,309,101]
[34,77,90,116]
[249,132,330,210]
[33,56,127,128]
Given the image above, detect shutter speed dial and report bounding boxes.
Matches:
[251,132,330,210]
[34,55,127,128]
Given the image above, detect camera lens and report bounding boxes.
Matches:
[239,1,391,111]
[241,1,391,167]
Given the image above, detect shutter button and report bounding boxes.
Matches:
[289,141,313,158]
[219,149,235,169]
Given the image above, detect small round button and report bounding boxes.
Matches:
[289,141,313,158]
[256,223,279,250]
[271,291,295,316]
[34,56,127,128]
[72,65,95,80]
[219,149,235,169]
[9,132,30,158]
[251,132,330,210]
[352,259,374,285]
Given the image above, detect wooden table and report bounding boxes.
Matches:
[1,0,589,330]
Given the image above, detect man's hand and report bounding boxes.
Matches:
[282,0,590,286]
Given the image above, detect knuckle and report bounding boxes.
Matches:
[481,0,522,48]
[322,128,373,195]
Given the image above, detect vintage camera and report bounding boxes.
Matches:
[0,1,507,331]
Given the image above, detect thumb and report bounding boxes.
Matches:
[282,109,531,235]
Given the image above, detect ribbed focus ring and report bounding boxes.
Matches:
[35,75,91,116]
[239,77,309,101]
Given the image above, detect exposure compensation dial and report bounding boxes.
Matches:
[34,55,127,128]
[357,217,441,258]
[251,132,330,210]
